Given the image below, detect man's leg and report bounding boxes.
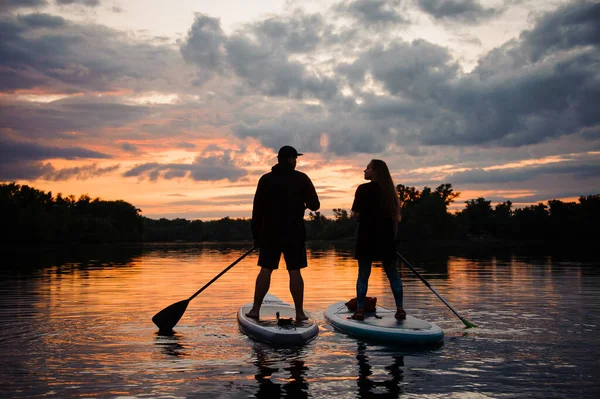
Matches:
[245,267,273,319]
[288,269,308,321]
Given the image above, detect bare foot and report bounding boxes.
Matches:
[245,308,260,319]
[351,308,365,321]
[395,307,406,320]
[295,311,309,321]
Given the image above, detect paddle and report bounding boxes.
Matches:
[152,246,255,332]
[397,251,477,328]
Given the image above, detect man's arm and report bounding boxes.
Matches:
[304,175,320,211]
[251,177,265,241]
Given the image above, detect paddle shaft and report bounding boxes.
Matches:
[188,246,255,301]
[397,251,476,328]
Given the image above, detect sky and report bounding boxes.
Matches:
[1,0,599,220]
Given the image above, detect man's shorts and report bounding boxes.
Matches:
[258,241,307,270]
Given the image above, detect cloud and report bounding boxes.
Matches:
[314,1,600,152]
[446,157,600,185]
[176,141,196,149]
[180,14,227,84]
[333,0,409,27]
[0,0,100,11]
[422,1,600,147]
[43,163,119,181]
[1,0,599,201]
[17,13,66,27]
[123,150,248,182]
[180,12,339,100]
[0,0,48,12]
[0,132,113,180]
[120,142,139,153]
[520,0,600,62]
[0,132,111,162]
[416,0,501,23]
[254,11,331,53]
[0,13,187,93]
[343,39,459,98]
[55,0,99,6]
[0,97,150,140]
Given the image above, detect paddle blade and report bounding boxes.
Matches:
[462,318,477,329]
[152,299,189,331]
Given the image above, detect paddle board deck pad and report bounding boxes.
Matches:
[237,294,318,346]
[324,301,443,346]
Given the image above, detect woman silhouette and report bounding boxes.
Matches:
[351,159,406,321]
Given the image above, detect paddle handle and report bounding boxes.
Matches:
[396,251,476,328]
[188,246,255,301]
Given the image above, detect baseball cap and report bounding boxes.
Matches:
[277,145,303,159]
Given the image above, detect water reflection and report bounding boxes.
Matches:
[154,331,189,357]
[1,244,599,398]
[356,343,404,398]
[5,245,145,274]
[252,343,309,398]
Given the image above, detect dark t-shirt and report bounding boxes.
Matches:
[251,163,320,244]
[351,181,396,261]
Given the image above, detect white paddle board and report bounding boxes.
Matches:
[237,293,318,346]
[324,301,443,346]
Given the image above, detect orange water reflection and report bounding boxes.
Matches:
[4,244,598,398]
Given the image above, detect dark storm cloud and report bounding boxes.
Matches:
[0,0,48,11]
[120,142,139,153]
[176,141,196,149]
[44,163,119,181]
[328,1,600,151]
[0,132,111,162]
[447,157,600,185]
[55,0,99,6]
[0,13,183,93]
[123,151,248,182]
[226,34,338,99]
[0,98,150,140]
[333,0,408,26]
[17,13,66,27]
[416,0,500,23]
[0,161,54,180]
[421,1,600,147]
[0,0,100,10]
[182,1,600,159]
[252,11,333,53]
[520,0,600,62]
[341,39,459,99]
[181,13,339,100]
[0,133,114,180]
[180,14,226,84]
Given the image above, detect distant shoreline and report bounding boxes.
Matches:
[8,237,595,251]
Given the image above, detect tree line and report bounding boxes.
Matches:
[1,182,598,247]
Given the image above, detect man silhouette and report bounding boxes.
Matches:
[246,145,320,320]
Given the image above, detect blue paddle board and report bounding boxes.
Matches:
[324,301,443,346]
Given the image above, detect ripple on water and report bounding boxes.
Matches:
[1,246,600,398]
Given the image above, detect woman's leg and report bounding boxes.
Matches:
[382,258,404,308]
[356,259,373,310]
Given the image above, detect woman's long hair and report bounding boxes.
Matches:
[370,159,400,224]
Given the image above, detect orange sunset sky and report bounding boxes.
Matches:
[1,0,599,220]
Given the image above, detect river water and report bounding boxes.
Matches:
[1,243,599,398]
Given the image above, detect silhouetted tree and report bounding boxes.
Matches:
[458,198,493,237]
